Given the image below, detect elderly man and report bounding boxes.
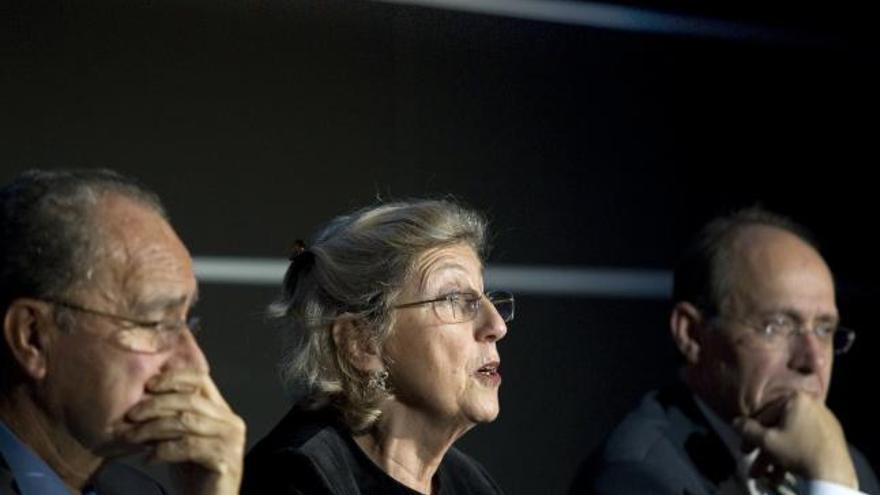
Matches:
[570,207,879,495]
[0,170,245,494]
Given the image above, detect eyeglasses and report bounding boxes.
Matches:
[716,313,856,355]
[43,298,200,354]
[393,291,514,324]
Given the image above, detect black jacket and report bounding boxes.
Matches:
[243,405,503,495]
[570,385,880,495]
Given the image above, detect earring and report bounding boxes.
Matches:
[367,369,389,392]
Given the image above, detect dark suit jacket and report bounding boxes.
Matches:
[1,453,166,495]
[569,385,880,495]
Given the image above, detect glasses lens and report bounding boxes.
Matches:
[488,291,515,322]
[187,316,202,335]
[116,317,199,353]
[833,327,856,354]
[115,328,162,353]
[428,297,456,324]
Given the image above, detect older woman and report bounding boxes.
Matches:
[242,199,513,495]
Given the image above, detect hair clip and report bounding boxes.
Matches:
[288,239,307,260]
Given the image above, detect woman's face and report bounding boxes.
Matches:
[383,243,508,429]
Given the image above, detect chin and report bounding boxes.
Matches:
[467,402,500,424]
[481,410,500,423]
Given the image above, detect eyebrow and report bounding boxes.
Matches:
[131,291,198,317]
[772,308,839,325]
[418,262,483,294]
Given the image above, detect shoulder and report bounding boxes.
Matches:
[569,387,717,495]
[243,406,358,495]
[247,406,354,465]
[438,447,503,494]
[600,388,692,464]
[94,462,167,495]
[0,448,165,495]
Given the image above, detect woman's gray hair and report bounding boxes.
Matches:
[269,199,488,432]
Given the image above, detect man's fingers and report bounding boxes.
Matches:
[751,394,792,426]
[129,369,246,494]
[734,417,770,451]
[149,436,244,477]
[124,410,243,443]
[736,393,857,487]
[129,398,247,487]
[748,451,786,483]
[123,390,246,453]
[121,376,247,479]
[127,392,227,423]
[146,370,227,405]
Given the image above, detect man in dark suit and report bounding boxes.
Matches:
[0,170,246,495]
[571,207,880,495]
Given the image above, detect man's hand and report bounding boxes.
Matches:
[123,370,246,495]
[734,392,857,489]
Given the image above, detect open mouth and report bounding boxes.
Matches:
[478,363,498,375]
[475,362,501,383]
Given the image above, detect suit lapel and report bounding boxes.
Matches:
[657,385,749,495]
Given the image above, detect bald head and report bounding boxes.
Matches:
[673,206,820,316]
[723,225,836,321]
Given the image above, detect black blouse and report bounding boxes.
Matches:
[242,405,503,495]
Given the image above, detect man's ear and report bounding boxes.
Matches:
[670,301,705,365]
[3,298,56,381]
[331,315,383,373]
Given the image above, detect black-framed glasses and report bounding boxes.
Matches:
[393,290,514,324]
[715,313,856,355]
[43,298,200,354]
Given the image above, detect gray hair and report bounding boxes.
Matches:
[269,199,488,432]
[0,169,166,390]
[672,205,817,316]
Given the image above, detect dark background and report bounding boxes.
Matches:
[1,1,877,493]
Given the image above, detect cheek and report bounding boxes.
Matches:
[822,356,833,383]
[433,335,471,378]
[106,355,166,417]
[708,338,766,405]
[706,336,746,385]
[734,351,786,405]
[392,331,472,395]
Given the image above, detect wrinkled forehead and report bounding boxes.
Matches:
[410,243,484,294]
[79,195,198,312]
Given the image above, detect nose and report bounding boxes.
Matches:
[162,328,210,373]
[787,330,827,375]
[476,298,508,342]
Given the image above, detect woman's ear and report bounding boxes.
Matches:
[669,301,705,365]
[3,298,55,381]
[331,315,383,373]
